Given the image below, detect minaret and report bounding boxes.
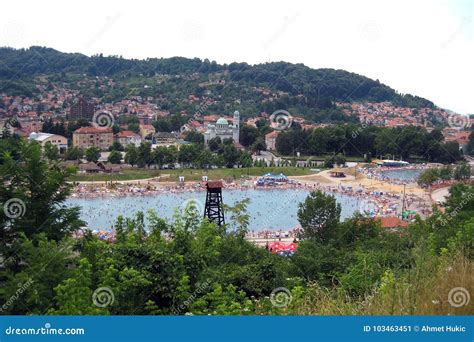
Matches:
[233,110,240,143]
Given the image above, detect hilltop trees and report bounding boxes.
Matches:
[0,47,436,123]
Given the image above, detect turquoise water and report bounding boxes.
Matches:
[66,189,368,232]
[380,169,424,182]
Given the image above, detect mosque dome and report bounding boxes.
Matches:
[216,117,229,125]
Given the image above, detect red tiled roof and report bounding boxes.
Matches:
[115,130,139,138]
[140,124,155,130]
[74,126,112,134]
[207,181,223,189]
[265,131,279,138]
[379,217,409,228]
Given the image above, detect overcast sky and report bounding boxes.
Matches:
[1,0,472,113]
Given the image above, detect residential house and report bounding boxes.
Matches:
[73,126,114,150]
[154,132,177,146]
[115,130,142,148]
[265,130,279,151]
[139,124,156,139]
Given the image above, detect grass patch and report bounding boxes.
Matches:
[68,167,315,182]
[68,169,162,182]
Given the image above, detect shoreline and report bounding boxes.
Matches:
[69,166,433,230]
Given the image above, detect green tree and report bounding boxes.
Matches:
[48,258,108,315]
[178,144,200,168]
[124,144,139,166]
[65,146,83,161]
[453,162,471,180]
[85,147,101,162]
[137,142,153,168]
[297,190,341,241]
[115,215,125,243]
[417,168,440,186]
[1,234,74,314]
[109,141,124,152]
[240,124,258,147]
[43,142,60,161]
[208,137,222,152]
[239,151,253,168]
[108,150,122,164]
[251,137,266,154]
[222,144,240,168]
[128,123,140,134]
[0,141,83,242]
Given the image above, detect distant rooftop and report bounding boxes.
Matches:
[28,132,60,141]
[74,126,112,134]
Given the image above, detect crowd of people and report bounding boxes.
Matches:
[362,164,432,185]
[69,171,429,236]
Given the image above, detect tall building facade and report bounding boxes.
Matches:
[69,98,95,120]
[73,126,113,150]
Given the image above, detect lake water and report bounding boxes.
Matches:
[66,189,370,232]
[380,169,424,182]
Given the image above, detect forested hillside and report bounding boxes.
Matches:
[0,46,434,120]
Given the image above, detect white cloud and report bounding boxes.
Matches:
[1,0,473,113]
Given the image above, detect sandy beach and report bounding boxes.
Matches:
[70,164,435,223]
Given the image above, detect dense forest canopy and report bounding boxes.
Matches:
[0,46,434,110]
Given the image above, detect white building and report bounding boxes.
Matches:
[114,130,142,148]
[204,111,240,147]
[28,132,68,153]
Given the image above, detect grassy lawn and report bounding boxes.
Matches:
[68,169,162,182]
[68,167,315,182]
[274,153,366,162]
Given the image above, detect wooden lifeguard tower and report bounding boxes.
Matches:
[204,181,225,226]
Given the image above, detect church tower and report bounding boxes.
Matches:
[233,110,240,143]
